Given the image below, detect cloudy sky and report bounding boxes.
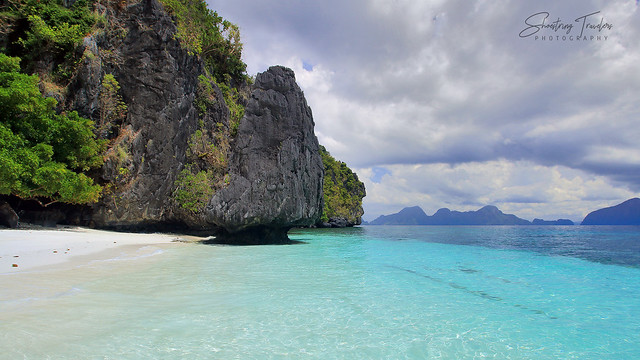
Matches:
[210,0,640,222]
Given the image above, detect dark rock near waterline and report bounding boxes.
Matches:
[316,217,351,228]
[581,198,640,225]
[328,217,349,228]
[0,200,19,228]
[208,226,297,245]
[0,197,90,228]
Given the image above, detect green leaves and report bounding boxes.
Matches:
[2,0,97,81]
[319,146,366,223]
[159,0,247,83]
[173,165,215,214]
[0,54,103,206]
[98,74,127,136]
[19,14,84,54]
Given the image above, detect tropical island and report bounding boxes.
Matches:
[0,0,365,242]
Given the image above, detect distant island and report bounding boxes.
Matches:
[368,205,573,226]
[532,218,574,225]
[369,198,640,226]
[581,198,640,225]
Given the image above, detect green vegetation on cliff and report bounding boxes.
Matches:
[162,0,249,214]
[0,54,103,206]
[159,0,248,146]
[1,0,97,81]
[319,146,366,225]
[173,164,215,214]
[0,0,248,209]
[159,0,246,84]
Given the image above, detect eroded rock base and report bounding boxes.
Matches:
[206,226,299,245]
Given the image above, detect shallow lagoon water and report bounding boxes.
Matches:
[1,225,639,359]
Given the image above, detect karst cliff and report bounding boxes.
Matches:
[0,0,331,242]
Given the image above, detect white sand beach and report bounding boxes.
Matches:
[0,227,204,309]
[0,227,188,274]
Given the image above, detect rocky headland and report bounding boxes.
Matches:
[0,0,361,243]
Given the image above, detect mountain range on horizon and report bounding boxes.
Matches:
[367,198,640,226]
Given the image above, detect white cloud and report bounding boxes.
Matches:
[356,161,636,222]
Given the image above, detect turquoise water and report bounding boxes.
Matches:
[2,225,640,359]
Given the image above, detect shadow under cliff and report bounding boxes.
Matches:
[201,226,308,246]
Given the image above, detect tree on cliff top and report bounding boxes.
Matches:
[0,54,103,206]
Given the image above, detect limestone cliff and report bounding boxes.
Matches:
[1,0,324,242]
[67,0,214,230]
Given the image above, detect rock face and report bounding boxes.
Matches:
[206,66,324,242]
[0,200,18,228]
[67,0,213,230]
[581,198,640,225]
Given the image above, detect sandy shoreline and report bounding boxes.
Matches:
[0,226,196,274]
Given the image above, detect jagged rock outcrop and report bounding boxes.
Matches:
[206,66,324,243]
[581,198,640,225]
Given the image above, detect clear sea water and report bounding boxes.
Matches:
[2,225,640,359]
